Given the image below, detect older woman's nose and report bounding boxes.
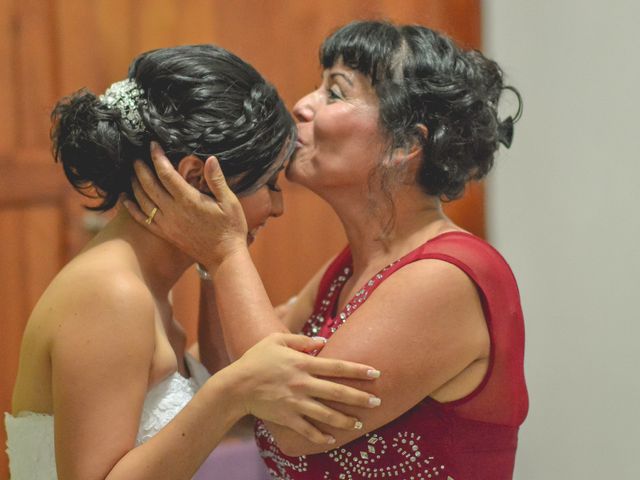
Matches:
[292,92,317,122]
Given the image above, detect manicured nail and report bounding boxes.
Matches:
[326,435,336,444]
[312,336,327,344]
[368,396,382,407]
[367,369,381,378]
[354,420,363,430]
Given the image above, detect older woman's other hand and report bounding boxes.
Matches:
[122,142,248,268]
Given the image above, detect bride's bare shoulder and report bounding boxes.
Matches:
[29,252,155,348]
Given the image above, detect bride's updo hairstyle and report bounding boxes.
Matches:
[52,44,295,210]
[321,21,521,201]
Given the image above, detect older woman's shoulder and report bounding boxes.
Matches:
[416,231,518,283]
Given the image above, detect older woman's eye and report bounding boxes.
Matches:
[327,88,343,101]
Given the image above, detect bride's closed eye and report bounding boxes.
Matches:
[267,181,281,192]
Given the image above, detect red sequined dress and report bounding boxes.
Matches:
[256,232,528,479]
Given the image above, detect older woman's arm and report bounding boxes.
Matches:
[211,252,489,456]
[194,263,321,372]
[193,279,231,373]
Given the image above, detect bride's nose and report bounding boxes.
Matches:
[270,190,284,218]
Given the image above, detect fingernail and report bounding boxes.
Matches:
[326,435,336,445]
[354,420,363,430]
[151,141,165,154]
[367,369,381,378]
[312,336,327,344]
[122,199,131,209]
[368,396,382,407]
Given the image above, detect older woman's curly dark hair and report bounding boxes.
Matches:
[321,21,520,201]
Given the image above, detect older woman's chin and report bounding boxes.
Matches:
[284,161,306,184]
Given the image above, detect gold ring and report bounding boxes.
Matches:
[145,207,158,225]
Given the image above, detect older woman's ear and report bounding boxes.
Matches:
[177,155,206,189]
[405,124,428,162]
[386,124,428,168]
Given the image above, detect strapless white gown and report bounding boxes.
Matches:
[4,354,210,479]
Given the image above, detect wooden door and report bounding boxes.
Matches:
[0,1,481,476]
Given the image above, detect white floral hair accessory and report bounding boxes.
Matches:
[99,78,147,133]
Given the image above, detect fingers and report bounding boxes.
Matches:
[203,155,237,204]
[303,378,382,409]
[277,333,328,352]
[120,186,166,238]
[120,194,146,223]
[280,416,336,446]
[305,357,381,381]
[120,195,159,233]
[131,177,160,221]
[148,141,193,200]
[133,156,173,210]
[295,399,364,431]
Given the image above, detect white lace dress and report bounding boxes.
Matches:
[4,354,210,480]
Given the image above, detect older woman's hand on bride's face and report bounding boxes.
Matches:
[122,142,248,268]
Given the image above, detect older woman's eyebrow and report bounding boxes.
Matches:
[329,72,354,86]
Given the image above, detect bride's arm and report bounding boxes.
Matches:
[50,272,241,480]
[106,334,376,480]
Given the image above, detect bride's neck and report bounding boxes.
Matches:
[89,207,193,299]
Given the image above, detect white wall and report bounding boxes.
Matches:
[484,1,640,478]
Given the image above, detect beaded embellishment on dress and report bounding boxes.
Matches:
[256,421,454,480]
[305,259,400,338]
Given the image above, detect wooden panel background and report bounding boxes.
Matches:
[0,1,481,476]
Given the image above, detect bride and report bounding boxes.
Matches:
[5,44,381,480]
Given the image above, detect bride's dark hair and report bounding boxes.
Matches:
[52,44,295,210]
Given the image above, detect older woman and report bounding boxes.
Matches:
[128,21,528,479]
